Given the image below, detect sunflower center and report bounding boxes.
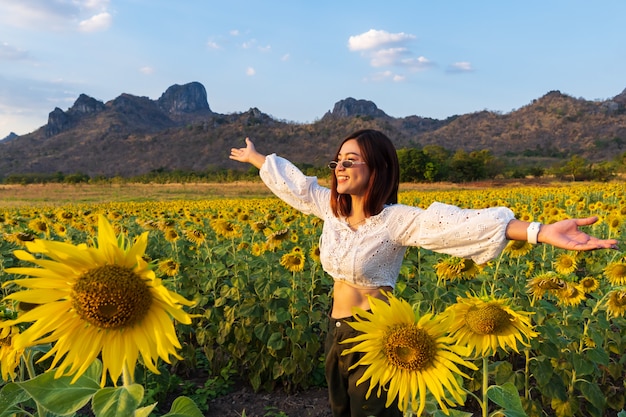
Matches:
[510,240,527,250]
[383,325,437,371]
[72,264,152,329]
[465,304,512,335]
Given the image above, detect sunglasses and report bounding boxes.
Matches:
[327,160,367,169]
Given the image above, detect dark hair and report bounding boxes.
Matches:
[330,129,399,218]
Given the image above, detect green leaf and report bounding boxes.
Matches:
[487,382,528,417]
[254,322,270,342]
[579,380,606,410]
[91,384,144,417]
[573,354,595,377]
[0,383,31,417]
[433,410,473,417]
[134,403,158,417]
[586,346,610,366]
[267,332,285,350]
[274,307,290,323]
[17,366,100,416]
[529,357,553,386]
[162,396,204,417]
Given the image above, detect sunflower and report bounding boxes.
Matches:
[606,290,626,318]
[309,244,321,264]
[526,272,566,299]
[553,253,578,275]
[163,228,180,243]
[0,324,22,381]
[0,215,194,386]
[444,294,538,357]
[524,260,535,278]
[604,261,626,286]
[579,276,600,293]
[157,219,176,231]
[434,256,464,280]
[52,223,68,238]
[434,257,481,281]
[556,283,587,307]
[266,228,290,250]
[210,219,241,239]
[458,259,482,280]
[605,214,622,234]
[158,259,180,277]
[184,228,206,246]
[279,250,305,273]
[251,242,265,257]
[341,292,476,415]
[28,218,49,237]
[251,221,267,233]
[503,240,532,258]
[3,232,36,247]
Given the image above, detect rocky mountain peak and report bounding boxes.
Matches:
[157,81,211,114]
[67,94,105,116]
[322,97,388,120]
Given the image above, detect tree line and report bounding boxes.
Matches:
[3,145,625,185]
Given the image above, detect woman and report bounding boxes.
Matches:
[230,129,618,417]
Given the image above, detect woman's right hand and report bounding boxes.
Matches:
[229,137,266,169]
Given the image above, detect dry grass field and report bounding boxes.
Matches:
[0,182,278,208]
[0,178,562,208]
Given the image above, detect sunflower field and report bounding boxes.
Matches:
[0,181,625,417]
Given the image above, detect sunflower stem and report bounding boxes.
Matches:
[524,350,531,400]
[482,356,489,417]
[24,350,47,417]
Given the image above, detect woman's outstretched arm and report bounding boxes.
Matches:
[229,137,266,169]
[506,218,619,251]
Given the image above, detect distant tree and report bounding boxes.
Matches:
[397,148,429,182]
[422,145,451,181]
[563,155,588,181]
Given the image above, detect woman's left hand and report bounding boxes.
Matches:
[539,216,619,250]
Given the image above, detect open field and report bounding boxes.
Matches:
[0,178,561,208]
[0,182,276,207]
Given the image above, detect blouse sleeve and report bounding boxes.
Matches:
[259,154,330,218]
[390,202,516,264]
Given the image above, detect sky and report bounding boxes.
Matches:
[1,0,625,139]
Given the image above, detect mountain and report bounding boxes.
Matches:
[1,132,18,142]
[1,82,625,178]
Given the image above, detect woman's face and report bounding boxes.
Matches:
[334,139,370,197]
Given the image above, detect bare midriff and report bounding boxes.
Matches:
[331,280,393,319]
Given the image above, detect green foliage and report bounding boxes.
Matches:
[1,182,625,416]
[0,360,203,417]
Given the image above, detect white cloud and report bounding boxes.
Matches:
[139,66,155,75]
[242,39,255,49]
[368,71,406,82]
[78,12,112,32]
[207,40,221,50]
[348,29,415,52]
[401,56,434,71]
[0,0,112,32]
[369,47,409,67]
[230,29,240,36]
[0,42,30,61]
[281,53,290,61]
[348,28,437,80]
[246,67,256,76]
[447,61,474,73]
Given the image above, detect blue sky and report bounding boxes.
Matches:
[1,0,625,139]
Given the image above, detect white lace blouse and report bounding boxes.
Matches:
[260,154,515,289]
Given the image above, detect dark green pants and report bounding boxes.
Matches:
[325,316,402,417]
